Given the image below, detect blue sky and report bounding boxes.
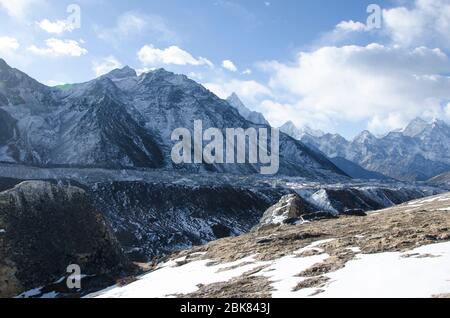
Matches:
[1,0,450,138]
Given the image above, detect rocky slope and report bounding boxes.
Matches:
[81,179,443,262]
[0,166,439,265]
[283,119,450,181]
[91,192,450,298]
[0,181,132,298]
[89,181,287,262]
[0,58,346,180]
[427,171,450,190]
[329,157,391,180]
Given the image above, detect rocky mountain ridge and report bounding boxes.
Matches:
[282,119,450,181]
[0,58,346,180]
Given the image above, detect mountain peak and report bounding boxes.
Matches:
[150,68,175,77]
[227,92,246,109]
[403,117,429,137]
[281,121,296,129]
[226,93,269,125]
[228,92,241,101]
[354,130,376,143]
[104,66,137,80]
[280,121,324,139]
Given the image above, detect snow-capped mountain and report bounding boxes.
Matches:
[402,117,430,137]
[280,121,325,140]
[226,93,269,126]
[0,59,345,180]
[286,119,450,181]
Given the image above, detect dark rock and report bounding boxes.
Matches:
[211,224,232,239]
[341,209,367,217]
[0,181,132,298]
[302,211,338,221]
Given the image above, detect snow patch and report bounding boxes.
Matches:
[295,241,450,298]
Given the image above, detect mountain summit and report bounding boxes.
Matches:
[0,60,346,180]
[280,121,325,140]
[226,93,269,126]
[294,118,450,181]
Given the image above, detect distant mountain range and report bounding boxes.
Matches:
[2,57,448,182]
[281,117,450,181]
[0,58,346,180]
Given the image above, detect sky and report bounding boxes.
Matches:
[1,0,450,139]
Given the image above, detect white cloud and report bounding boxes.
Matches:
[323,1,450,49]
[320,20,372,45]
[242,68,252,75]
[138,45,213,67]
[336,20,368,32]
[258,99,334,129]
[188,72,204,80]
[92,56,122,77]
[37,18,75,35]
[0,0,39,20]
[97,12,175,44]
[382,0,450,48]
[204,79,271,104]
[222,59,238,72]
[0,36,20,52]
[28,38,87,57]
[259,43,450,134]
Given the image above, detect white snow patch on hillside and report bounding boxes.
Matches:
[294,241,450,298]
[250,239,333,297]
[92,255,268,298]
[257,253,329,298]
[90,239,450,299]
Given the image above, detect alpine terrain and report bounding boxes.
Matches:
[281,119,450,181]
[0,58,448,298]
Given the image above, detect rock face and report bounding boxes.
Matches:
[91,192,450,298]
[89,181,287,262]
[254,194,318,229]
[0,181,131,298]
[427,172,450,190]
[0,58,346,180]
